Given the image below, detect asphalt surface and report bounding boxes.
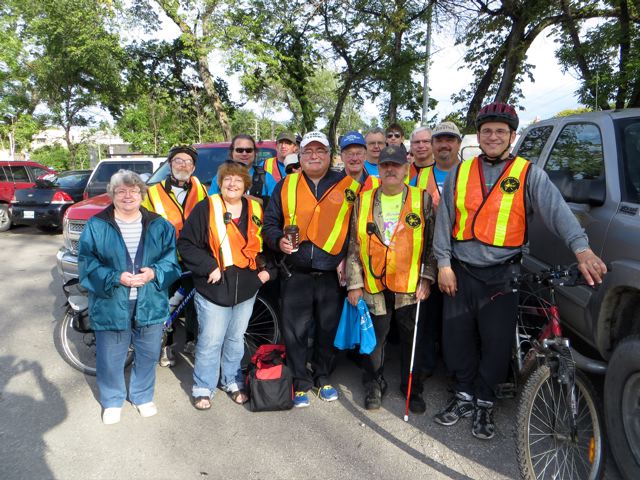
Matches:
[0,226,623,479]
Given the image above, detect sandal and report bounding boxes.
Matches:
[230,390,249,405]
[193,396,211,411]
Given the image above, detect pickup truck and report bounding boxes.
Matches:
[512,108,640,480]
[56,141,276,282]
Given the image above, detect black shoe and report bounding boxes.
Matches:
[472,401,495,440]
[378,376,388,398]
[409,393,426,414]
[365,382,382,410]
[434,392,474,426]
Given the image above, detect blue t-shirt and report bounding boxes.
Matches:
[364,161,379,178]
[409,165,449,193]
[208,166,277,197]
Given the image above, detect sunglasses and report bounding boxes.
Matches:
[285,163,300,174]
[234,147,254,154]
[387,132,401,139]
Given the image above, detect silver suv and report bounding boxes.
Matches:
[512,108,640,480]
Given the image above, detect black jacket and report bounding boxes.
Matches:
[177,197,277,307]
[263,169,348,271]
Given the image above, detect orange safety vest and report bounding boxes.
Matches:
[281,173,359,255]
[263,157,284,183]
[452,156,531,247]
[357,186,425,294]
[146,177,207,238]
[207,194,263,270]
[359,174,380,193]
[414,165,441,209]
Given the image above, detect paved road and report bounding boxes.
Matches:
[0,226,621,479]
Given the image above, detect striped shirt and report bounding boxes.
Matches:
[115,215,143,300]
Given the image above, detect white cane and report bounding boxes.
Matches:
[404,271,425,422]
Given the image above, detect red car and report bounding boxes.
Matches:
[0,160,57,231]
[56,141,277,282]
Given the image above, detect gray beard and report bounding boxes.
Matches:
[172,171,191,182]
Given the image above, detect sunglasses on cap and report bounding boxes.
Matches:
[234,147,254,154]
[386,132,401,139]
[285,163,300,174]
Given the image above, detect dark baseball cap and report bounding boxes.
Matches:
[167,145,198,164]
[379,145,407,165]
[276,132,297,143]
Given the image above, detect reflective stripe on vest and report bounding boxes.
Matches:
[360,174,380,193]
[452,156,530,247]
[147,177,207,238]
[263,157,283,183]
[415,165,441,209]
[357,186,424,294]
[281,173,359,255]
[207,194,263,270]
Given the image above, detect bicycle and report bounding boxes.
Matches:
[55,277,280,376]
[503,266,605,480]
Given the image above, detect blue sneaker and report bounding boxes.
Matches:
[294,391,310,408]
[316,385,339,402]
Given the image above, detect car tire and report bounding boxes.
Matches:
[0,204,11,232]
[605,334,640,480]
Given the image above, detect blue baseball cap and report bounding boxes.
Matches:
[339,131,366,150]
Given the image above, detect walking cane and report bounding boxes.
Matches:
[403,292,422,422]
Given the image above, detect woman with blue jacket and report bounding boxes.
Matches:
[78,170,181,425]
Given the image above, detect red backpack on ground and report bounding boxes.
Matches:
[246,344,294,412]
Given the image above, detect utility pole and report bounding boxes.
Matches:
[421,5,433,126]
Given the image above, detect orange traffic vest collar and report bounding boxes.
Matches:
[146,177,207,238]
[415,165,441,209]
[360,173,380,193]
[452,156,531,247]
[281,172,359,255]
[357,186,425,294]
[263,157,284,183]
[207,194,263,270]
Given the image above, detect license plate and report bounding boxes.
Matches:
[23,211,34,219]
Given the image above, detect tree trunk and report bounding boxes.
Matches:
[386,30,404,124]
[328,77,353,153]
[615,0,631,109]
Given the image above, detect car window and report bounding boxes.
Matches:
[56,172,91,188]
[516,126,553,164]
[5,166,30,182]
[0,167,7,181]
[92,161,153,182]
[616,118,640,203]
[30,167,51,180]
[544,123,605,181]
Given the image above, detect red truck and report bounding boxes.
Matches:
[56,142,276,282]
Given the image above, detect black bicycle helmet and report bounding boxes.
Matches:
[167,145,198,164]
[476,102,519,131]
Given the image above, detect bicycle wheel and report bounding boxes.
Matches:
[516,365,605,480]
[243,295,280,365]
[54,312,134,376]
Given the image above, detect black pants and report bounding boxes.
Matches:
[442,259,519,402]
[363,291,422,394]
[415,284,443,375]
[280,270,343,392]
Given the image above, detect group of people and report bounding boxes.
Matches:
[77,101,607,441]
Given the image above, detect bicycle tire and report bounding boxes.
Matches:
[54,312,134,376]
[516,365,605,480]
[244,294,280,357]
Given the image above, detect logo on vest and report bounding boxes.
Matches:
[344,188,356,203]
[405,213,421,228]
[251,214,262,227]
[500,177,520,194]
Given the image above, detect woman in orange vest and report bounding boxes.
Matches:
[178,162,276,411]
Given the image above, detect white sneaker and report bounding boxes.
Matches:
[102,407,121,425]
[134,402,158,418]
[159,345,175,367]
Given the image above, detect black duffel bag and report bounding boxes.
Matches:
[246,344,293,412]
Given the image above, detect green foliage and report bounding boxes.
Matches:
[554,107,592,117]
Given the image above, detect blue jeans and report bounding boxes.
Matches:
[95,322,164,408]
[192,292,256,398]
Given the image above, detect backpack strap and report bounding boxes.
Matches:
[250,164,266,197]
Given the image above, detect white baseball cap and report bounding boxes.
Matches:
[300,131,330,150]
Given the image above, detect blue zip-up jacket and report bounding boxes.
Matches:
[78,205,181,331]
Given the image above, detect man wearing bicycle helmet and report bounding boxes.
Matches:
[432,102,607,440]
[142,145,208,367]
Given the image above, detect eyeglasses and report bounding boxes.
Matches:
[479,128,511,138]
[366,141,385,147]
[387,132,401,139]
[234,147,254,154]
[301,148,329,157]
[221,176,245,185]
[172,158,194,166]
[342,150,365,158]
[114,189,141,197]
[285,163,300,174]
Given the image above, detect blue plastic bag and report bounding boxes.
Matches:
[334,299,360,350]
[357,299,377,355]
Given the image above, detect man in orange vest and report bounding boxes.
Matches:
[408,126,433,182]
[346,144,436,412]
[263,131,360,408]
[341,131,379,192]
[142,145,208,367]
[433,102,607,440]
[261,132,298,183]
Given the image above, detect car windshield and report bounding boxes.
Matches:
[615,117,640,203]
[93,161,154,182]
[54,171,91,188]
[147,146,277,186]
